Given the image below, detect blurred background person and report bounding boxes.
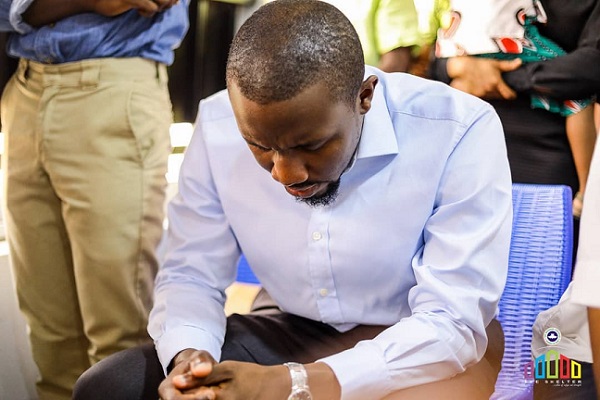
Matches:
[320,0,421,72]
[263,0,422,72]
[434,0,597,218]
[428,0,600,257]
[570,123,600,398]
[533,116,600,400]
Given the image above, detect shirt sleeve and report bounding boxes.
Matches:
[148,105,241,372]
[502,2,600,100]
[0,0,35,33]
[570,136,600,308]
[320,104,513,399]
[0,0,13,31]
[374,0,421,54]
[428,56,451,84]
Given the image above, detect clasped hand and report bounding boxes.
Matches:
[447,56,522,100]
[158,349,290,400]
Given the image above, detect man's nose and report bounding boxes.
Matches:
[270,151,309,186]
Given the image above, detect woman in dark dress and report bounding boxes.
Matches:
[431,0,600,192]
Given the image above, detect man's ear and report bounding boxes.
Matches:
[358,75,378,114]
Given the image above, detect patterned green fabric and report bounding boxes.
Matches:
[481,17,592,116]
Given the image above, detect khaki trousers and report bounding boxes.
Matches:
[0,57,172,400]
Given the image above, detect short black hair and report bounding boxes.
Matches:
[226,0,365,106]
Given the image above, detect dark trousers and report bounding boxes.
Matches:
[533,360,598,400]
[73,313,503,400]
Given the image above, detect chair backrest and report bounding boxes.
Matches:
[491,183,573,400]
[236,255,260,284]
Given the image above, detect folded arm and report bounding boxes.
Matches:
[23,0,176,26]
[0,0,177,33]
[432,2,600,101]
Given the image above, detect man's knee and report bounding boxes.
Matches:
[73,342,163,400]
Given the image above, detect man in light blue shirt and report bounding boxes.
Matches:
[0,1,188,399]
[75,1,511,399]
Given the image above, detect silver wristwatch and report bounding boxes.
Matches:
[284,362,313,400]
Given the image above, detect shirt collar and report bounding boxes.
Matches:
[355,67,399,160]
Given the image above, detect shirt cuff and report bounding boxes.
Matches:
[429,57,451,84]
[318,342,393,400]
[154,325,223,375]
[10,0,37,34]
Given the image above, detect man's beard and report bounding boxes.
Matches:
[294,116,362,208]
[296,179,341,208]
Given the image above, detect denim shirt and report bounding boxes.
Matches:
[0,0,189,65]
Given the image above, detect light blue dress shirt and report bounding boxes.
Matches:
[0,0,188,65]
[149,66,513,400]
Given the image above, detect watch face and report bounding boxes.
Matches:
[289,389,313,400]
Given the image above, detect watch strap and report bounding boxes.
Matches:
[284,362,312,399]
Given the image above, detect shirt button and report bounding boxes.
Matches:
[319,288,328,297]
[312,231,322,241]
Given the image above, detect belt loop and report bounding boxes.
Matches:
[80,62,100,88]
[17,59,29,81]
[156,62,167,84]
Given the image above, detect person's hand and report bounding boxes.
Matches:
[22,0,179,28]
[158,349,218,400]
[89,0,179,18]
[446,56,522,100]
[158,351,291,400]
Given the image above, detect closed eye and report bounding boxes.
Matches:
[293,139,328,152]
[302,141,325,151]
[246,141,271,152]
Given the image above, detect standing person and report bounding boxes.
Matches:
[430,0,600,208]
[531,285,598,400]
[74,1,513,399]
[433,0,598,219]
[571,134,600,397]
[320,0,421,72]
[531,118,600,400]
[263,0,422,72]
[0,0,189,398]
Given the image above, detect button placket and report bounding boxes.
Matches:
[306,207,344,322]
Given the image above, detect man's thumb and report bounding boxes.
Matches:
[191,360,213,377]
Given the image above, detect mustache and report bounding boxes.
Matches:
[286,182,321,190]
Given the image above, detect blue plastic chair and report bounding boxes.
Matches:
[236,255,260,284]
[491,184,574,400]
